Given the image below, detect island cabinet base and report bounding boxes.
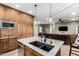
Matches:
[55,49,61,56]
[24,45,61,56]
[24,46,42,56]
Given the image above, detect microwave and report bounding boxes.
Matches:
[0,20,16,29]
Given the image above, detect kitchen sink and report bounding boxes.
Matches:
[40,44,54,52]
[29,41,54,52]
[29,41,45,47]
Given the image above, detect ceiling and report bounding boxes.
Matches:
[2,3,79,24]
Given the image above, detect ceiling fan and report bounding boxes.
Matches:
[58,18,64,23]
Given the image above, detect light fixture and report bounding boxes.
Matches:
[34,4,37,19]
[72,12,76,15]
[49,3,52,23]
[58,18,63,23]
[34,4,39,25]
[49,3,55,33]
[49,3,55,25]
[15,4,20,8]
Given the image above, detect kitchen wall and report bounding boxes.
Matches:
[52,21,79,34]
[35,21,79,35]
[38,24,50,33]
[0,4,34,38]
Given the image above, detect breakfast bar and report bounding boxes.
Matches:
[18,37,64,56]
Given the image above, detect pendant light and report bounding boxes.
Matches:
[49,3,55,24]
[34,4,40,24]
[34,4,40,36]
[49,3,52,23]
[49,3,55,33]
[34,4,37,25]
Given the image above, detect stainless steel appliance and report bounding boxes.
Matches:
[0,20,16,29]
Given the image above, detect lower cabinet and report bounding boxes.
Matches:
[8,38,18,50]
[0,40,2,54]
[24,46,42,56]
[1,39,9,53]
[0,37,18,55]
[24,45,61,56]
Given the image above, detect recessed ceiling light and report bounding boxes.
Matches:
[15,4,20,8]
[72,12,76,15]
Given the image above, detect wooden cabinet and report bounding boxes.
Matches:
[0,4,34,55]
[24,46,42,56]
[0,40,2,54]
[0,37,18,55]
[1,39,8,53]
[39,33,77,45]
[0,4,34,39]
[8,38,18,50]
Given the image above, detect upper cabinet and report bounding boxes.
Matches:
[0,4,34,38]
[0,6,6,18]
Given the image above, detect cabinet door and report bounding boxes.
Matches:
[30,51,41,56]
[30,49,42,56]
[1,39,9,52]
[0,40,2,54]
[24,46,42,56]
[24,46,31,56]
[8,38,18,50]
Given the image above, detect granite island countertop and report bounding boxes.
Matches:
[18,37,64,56]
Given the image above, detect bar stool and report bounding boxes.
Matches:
[69,35,79,56]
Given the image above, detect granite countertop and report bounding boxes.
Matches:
[18,36,64,56]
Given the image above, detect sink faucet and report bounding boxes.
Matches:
[44,38,47,42]
[50,39,53,44]
[43,35,47,43]
[40,32,47,43]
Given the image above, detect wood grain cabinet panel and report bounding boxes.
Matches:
[0,6,6,18]
[8,38,18,50]
[0,4,34,55]
[39,33,77,45]
[1,39,9,53]
[0,40,2,54]
[24,46,42,56]
[0,4,34,39]
[0,37,18,54]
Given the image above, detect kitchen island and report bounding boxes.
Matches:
[18,37,64,56]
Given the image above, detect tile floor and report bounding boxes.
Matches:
[0,45,70,56]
